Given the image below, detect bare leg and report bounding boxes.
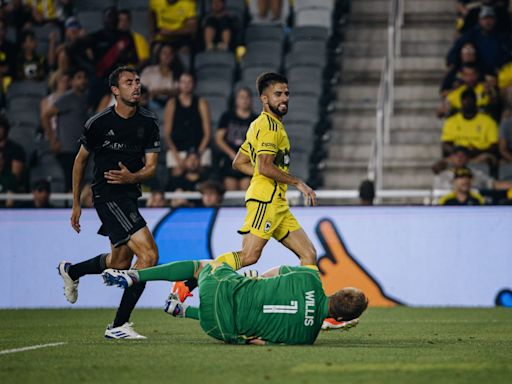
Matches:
[280,228,317,265]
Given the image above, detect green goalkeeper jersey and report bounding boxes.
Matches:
[234,266,329,345]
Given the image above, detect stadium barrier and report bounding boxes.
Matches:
[1,206,510,309]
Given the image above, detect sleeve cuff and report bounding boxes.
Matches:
[145,148,161,153]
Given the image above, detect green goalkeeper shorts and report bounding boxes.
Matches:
[198,263,246,344]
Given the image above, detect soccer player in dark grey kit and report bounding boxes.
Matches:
[58,66,160,339]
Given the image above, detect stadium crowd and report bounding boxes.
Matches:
[0,0,335,208]
[434,0,512,205]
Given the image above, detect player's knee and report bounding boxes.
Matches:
[138,248,158,268]
[240,250,261,267]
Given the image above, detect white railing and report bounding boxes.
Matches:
[368,0,403,193]
[0,189,451,205]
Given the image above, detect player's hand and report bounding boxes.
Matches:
[297,181,317,206]
[104,162,136,184]
[71,205,81,233]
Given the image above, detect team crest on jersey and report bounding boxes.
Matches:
[264,220,272,233]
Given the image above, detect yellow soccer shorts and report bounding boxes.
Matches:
[238,200,301,241]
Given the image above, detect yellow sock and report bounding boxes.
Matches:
[216,252,242,270]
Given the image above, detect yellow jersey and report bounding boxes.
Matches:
[240,112,291,204]
[498,61,512,89]
[150,0,197,32]
[446,83,490,110]
[441,112,498,150]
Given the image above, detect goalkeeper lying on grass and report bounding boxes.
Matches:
[102,260,367,345]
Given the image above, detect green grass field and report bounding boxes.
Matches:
[1,308,511,384]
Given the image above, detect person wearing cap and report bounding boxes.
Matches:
[198,180,225,207]
[456,1,511,36]
[438,167,485,206]
[434,146,512,191]
[441,88,498,163]
[55,17,88,72]
[448,4,511,76]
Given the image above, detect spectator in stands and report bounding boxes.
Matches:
[448,6,510,76]
[433,146,512,191]
[441,89,498,163]
[140,43,182,108]
[439,64,497,118]
[22,178,53,208]
[440,43,482,96]
[358,180,375,206]
[149,0,198,55]
[55,17,89,73]
[456,1,510,36]
[215,86,257,191]
[198,179,225,207]
[15,29,47,81]
[42,67,90,192]
[118,9,150,66]
[40,70,70,128]
[146,189,168,208]
[499,115,512,163]
[4,0,33,39]
[25,0,67,24]
[165,150,208,192]
[76,6,138,108]
[438,167,485,205]
[203,0,236,51]
[163,72,211,176]
[0,115,26,190]
[0,19,17,78]
[255,0,283,23]
[0,149,17,207]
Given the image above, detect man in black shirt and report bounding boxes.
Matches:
[57,66,160,339]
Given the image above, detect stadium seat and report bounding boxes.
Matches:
[468,163,490,176]
[285,51,326,71]
[287,66,324,84]
[195,51,236,72]
[241,66,279,84]
[117,0,147,10]
[196,79,233,99]
[75,0,115,12]
[29,152,66,193]
[203,95,229,131]
[245,25,285,45]
[241,42,283,70]
[8,122,38,158]
[130,10,150,39]
[499,163,512,181]
[247,0,290,25]
[294,0,335,13]
[196,67,234,83]
[287,95,320,116]
[77,11,103,33]
[291,40,327,57]
[295,9,333,31]
[7,81,47,100]
[289,26,329,44]
[287,79,323,98]
[7,97,40,126]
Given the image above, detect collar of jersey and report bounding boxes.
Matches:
[262,111,283,127]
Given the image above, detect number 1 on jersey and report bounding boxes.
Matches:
[263,301,298,314]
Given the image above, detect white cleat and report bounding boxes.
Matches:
[57,261,79,304]
[104,322,146,339]
[102,269,137,288]
[321,318,359,331]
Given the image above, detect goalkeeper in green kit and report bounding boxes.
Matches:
[102,260,368,345]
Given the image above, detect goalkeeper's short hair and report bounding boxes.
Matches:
[330,288,368,321]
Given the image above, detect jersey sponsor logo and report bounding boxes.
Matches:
[101,140,143,152]
[304,290,315,326]
[263,300,298,314]
[261,142,277,150]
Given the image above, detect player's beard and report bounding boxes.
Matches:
[268,101,288,117]
[119,95,139,107]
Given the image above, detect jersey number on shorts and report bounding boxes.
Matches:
[262,301,298,314]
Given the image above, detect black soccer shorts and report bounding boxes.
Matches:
[94,198,147,247]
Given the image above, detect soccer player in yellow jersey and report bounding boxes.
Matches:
[174,73,319,295]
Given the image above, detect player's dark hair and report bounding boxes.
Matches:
[118,9,131,20]
[109,66,138,89]
[256,72,288,96]
[329,288,368,321]
[67,66,87,79]
[461,88,477,102]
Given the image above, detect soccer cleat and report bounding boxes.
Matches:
[102,269,138,288]
[104,322,146,339]
[164,293,187,318]
[321,318,359,331]
[57,261,79,304]
[172,281,193,303]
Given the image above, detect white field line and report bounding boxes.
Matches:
[0,342,66,356]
